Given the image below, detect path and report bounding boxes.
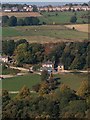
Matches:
[10,66,29,71]
[9,90,36,94]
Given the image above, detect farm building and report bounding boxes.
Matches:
[0,56,14,63]
[42,61,54,68]
[0,56,9,63]
[4,9,12,12]
[41,61,54,73]
[57,63,64,73]
[41,61,64,73]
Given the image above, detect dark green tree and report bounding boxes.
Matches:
[17,19,25,26]
[70,15,77,23]
[8,16,17,26]
[24,17,31,25]
[2,40,15,56]
[41,70,49,81]
[32,5,38,12]
[2,15,9,26]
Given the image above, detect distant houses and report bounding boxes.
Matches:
[3,5,33,12]
[4,9,12,12]
[38,5,90,12]
[2,4,90,13]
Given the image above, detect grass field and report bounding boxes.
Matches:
[2,73,41,91]
[55,73,88,91]
[39,11,88,24]
[2,25,88,43]
[1,11,88,24]
[2,73,88,91]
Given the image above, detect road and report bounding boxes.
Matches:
[1,66,89,79]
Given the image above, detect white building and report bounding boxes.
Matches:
[0,56,8,63]
[42,61,54,68]
[4,9,12,12]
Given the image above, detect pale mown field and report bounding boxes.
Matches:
[65,24,89,33]
[1,12,41,17]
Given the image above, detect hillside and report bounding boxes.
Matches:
[2,25,88,43]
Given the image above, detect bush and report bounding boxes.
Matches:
[70,16,77,23]
[8,16,17,26]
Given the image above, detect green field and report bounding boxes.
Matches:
[2,25,88,43]
[55,73,88,91]
[2,73,88,91]
[2,73,41,91]
[39,11,88,24]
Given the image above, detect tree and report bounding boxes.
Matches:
[31,17,40,25]
[46,100,59,118]
[24,17,40,26]
[16,86,31,100]
[28,43,45,63]
[32,84,41,92]
[2,40,15,56]
[24,17,31,25]
[41,70,49,81]
[61,100,87,118]
[39,81,49,96]
[2,41,8,55]
[2,89,10,103]
[7,40,15,56]
[70,54,82,70]
[15,39,28,47]
[2,15,9,26]
[32,5,38,12]
[8,16,17,26]
[76,80,89,98]
[82,3,88,6]
[60,84,75,100]
[17,19,25,26]
[14,43,29,65]
[70,16,77,23]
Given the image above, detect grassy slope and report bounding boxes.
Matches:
[2,73,88,91]
[2,11,87,24]
[2,25,88,43]
[39,11,88,24]
[55,73,88,91]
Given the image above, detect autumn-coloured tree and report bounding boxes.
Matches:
[39,82,49,96]
[16,85,31,100]
[76,80,89,98]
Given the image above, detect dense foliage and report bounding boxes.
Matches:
[2,77,89,119]
[2,40,89,70]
